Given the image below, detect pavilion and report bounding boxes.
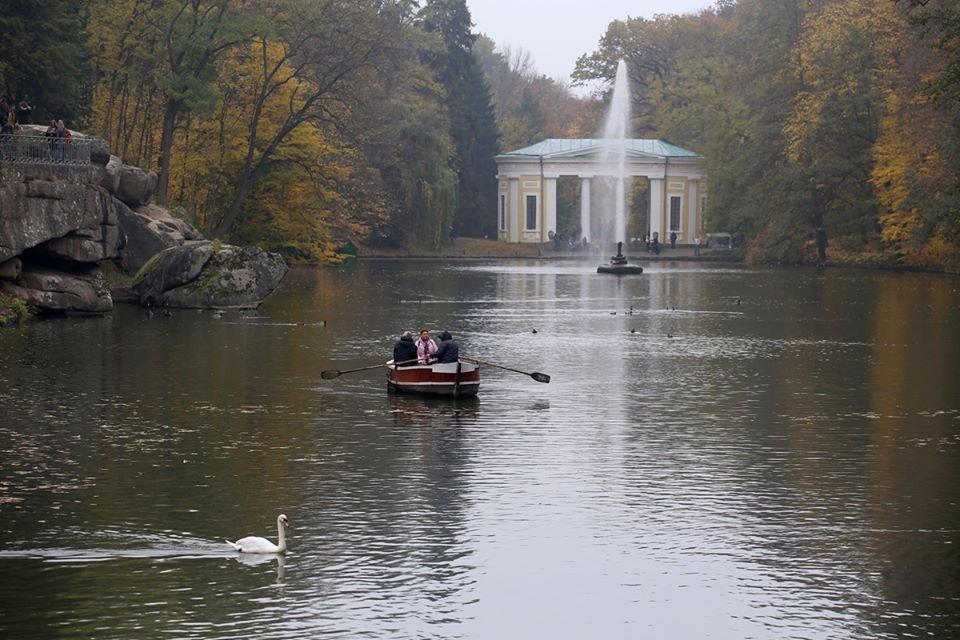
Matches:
[494,138,707,245]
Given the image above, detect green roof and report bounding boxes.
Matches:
[498,138,700,159]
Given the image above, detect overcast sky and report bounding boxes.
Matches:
[467,0,714,87]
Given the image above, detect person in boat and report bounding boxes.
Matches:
[433,331,459,363]
[392,330,418,366]
[415,328,438,364]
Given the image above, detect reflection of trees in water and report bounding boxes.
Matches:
[384,393,478,612]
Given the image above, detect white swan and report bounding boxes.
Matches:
[226,514,289,553]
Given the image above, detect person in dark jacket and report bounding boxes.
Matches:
[392,331,418,366]
[434,330,459,364]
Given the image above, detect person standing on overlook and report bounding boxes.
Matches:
[16,97,32,125]
[55,119,68,162]
[44,120,57,161]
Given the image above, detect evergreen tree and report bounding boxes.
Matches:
[0,0,90,125]
[420,0,500,239]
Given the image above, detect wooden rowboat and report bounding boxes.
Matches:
[386,359,480,397]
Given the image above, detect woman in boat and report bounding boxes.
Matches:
[415,328,438,364]
[392,330,418,366]
[433,331,459,363]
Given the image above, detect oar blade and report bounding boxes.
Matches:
[320,369,340,380]
[531,372,551,383]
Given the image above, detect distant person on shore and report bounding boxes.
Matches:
[433,331,459,363]
[694,236,701,256]
[415,328,437,364]
[815,227,828,264]
[670,231,677,249]
[16,98,32,125]
[392,330,418,366]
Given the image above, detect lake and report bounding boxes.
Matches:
[1,258,959,639]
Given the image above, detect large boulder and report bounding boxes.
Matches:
[132,241,215,302]
[0,265,112,314]
[115,165,158,208]
[86,136,111,167]
[0,181,119,263]
[133,242,287,309]
[116,203,204,273]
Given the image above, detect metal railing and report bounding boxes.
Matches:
[0,134,93,166]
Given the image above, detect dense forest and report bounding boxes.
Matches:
[0,0,958,270]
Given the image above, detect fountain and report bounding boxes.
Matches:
[596,60,643,275]
[597,241,643,274]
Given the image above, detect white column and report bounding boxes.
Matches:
[508,178,520,243]
[545,177,558,241]
[687,180,699,243]
[648,177,664,241]
[580,177,591,242]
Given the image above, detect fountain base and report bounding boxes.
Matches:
[597,242,644,275]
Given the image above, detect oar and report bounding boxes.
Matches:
[321,358,419,380]
[461,357,550,383]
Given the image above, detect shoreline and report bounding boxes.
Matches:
[355,237,741,262]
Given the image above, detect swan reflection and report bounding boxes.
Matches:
[235,551,285,583]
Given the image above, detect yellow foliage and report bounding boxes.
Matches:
[784,0,905,161]
[86,7,387,261]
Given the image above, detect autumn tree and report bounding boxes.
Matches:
[889,0,960,267]
[210,0,396,239]
[151,0,255,206]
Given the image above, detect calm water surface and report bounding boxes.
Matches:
[1,259,959,639]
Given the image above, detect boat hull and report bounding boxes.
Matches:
[386,360,480,397]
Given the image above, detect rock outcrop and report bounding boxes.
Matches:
[0,181,119,263]
[118,203,205,273]
[0,129,286,316]
[133,242,288,309]
[116,165,159,208]
[1,265,112,314]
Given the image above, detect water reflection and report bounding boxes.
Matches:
[1,262,959,638]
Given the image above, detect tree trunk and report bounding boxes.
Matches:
[213,151,276,238]
[155,98,180,206]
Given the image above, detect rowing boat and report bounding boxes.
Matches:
[386,359,480,397]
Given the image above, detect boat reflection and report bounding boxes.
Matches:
[387,392,479,430]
